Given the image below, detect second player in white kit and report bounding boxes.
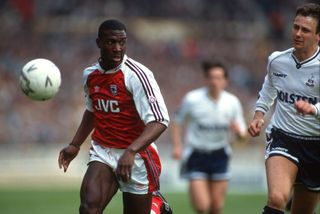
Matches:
[175,87,246,152]
[171,61,247,214]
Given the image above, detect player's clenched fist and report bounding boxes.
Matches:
[248,118,265,137]
[248,111,265,137]
[294,100,316,116]
[58,144,80,172]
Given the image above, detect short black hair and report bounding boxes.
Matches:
[98,19,127,38]
[202,61,228,79]
[296,3,320,33]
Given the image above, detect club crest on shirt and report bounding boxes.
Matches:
[148,96,157,104]
[305,75,315,87]
[94,86,100,92]
[110,84,118,96]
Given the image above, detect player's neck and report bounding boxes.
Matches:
[99,59,120,71]
[293,45,319,62]
[208,90,220,100]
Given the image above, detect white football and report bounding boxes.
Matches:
[20,58,61,101]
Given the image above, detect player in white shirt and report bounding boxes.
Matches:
[171,61,247,214]
[248,3,320,214]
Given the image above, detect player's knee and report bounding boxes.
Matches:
[194,203,210,214]
[79,201,101,214]
[268,191,288,209]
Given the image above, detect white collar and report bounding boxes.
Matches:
[291,46,320,64]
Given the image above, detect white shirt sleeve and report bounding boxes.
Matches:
[233,98,247,133]
[314,102,320,119]
[126,65,170,127]
[255,54,278,114]
[83,68,93,112]
[173,94,191,124]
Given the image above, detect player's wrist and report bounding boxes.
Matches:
[69,142,81,150]
[126,147,137,155]
[253,111,265,120]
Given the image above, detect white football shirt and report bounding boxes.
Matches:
[256,47,320,136]
[174,87,246,151]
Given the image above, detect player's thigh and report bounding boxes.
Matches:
[209,180,228,206]
[122,192,152,214]
[266,156,298,205]
[189,179,211,211]
[80,161,119,209]
[291,184,320,214]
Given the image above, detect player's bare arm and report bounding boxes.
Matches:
[116,121,167,182]
[170,121,183,160]
[58,110,94,172]
[294,100,317,116]
[230,121,248,140]
[248,111,265,137]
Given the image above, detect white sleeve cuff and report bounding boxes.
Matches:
[255,106,268,114]
[313,103,320,119]
[146,118,170,127]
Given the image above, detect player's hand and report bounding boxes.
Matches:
[58,144,80,172]
[248,118,264,137]
[116,149,135,182]
[294,100,316,116]
[172,144,182,160]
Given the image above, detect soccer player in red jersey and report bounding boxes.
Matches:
[58,19,170,214]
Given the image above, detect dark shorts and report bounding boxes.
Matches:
[181,147,231,181]
[265,128,320,192]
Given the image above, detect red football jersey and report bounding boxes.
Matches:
[83,55,169,149]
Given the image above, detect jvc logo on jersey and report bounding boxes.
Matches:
[272,72,287,78]
[277,90,318,105]
[95,99,120,113]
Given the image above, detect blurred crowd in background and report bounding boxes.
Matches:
[0,0,314,145]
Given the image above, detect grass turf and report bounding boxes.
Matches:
[0,188,318,213]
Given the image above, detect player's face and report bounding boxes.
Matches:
[96,30,127,69]
[205,68,227,93]
[292,15,320,52]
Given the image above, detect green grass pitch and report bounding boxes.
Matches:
[0,188,318,213]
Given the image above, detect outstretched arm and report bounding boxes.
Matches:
[249,60,277,137]
[170,121,183,160]
[116,121,166,182]
[58,110,94,172]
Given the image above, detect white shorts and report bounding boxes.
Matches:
[89,141,161,194]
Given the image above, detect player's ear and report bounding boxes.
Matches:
[96,38,101,49]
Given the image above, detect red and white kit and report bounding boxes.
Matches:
[83,55,169,194]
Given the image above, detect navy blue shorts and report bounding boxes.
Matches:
[266,128,320,192]
[181,147,231,181]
